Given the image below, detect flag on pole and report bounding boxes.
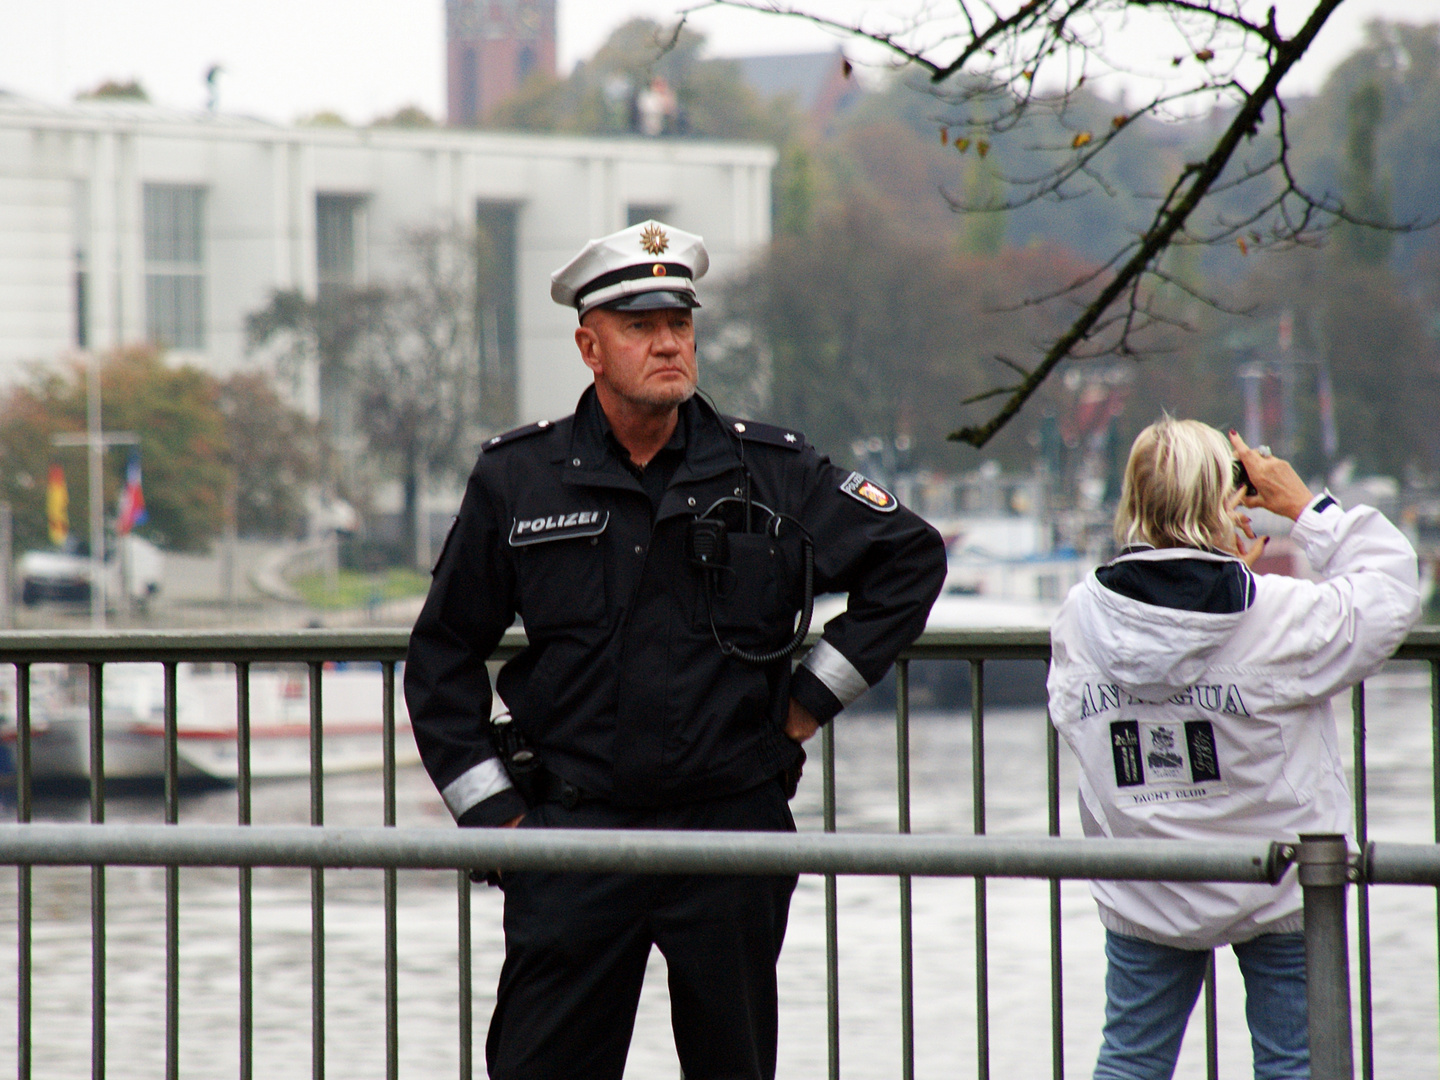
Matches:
[117,451,148,535]
[46,464,69,546]
[1317,365,1339,460]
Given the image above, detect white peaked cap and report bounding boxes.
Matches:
[550,219,709,317]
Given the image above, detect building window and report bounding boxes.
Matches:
[517,45,536,82]
[74,251,88,349]
[73,180,89,348]
[627,204,672,228]
[143,184,206,349]
[460,46,479,124]
[476,201,519,428]
[316,194,367,300]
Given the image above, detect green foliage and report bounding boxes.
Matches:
[1280,22,1440,266]
[218,373,324,538]
[1335,80,1394,265]
[714,190,1090,471]
[76,79,148,102]
[296,111,350,128]
[247,226,490,565]
[0,350,321,553]
[371,105,437,129]
[0,350,223,552]
[774,142,818,238]
[291,567,428,610]
[246,286,387,386]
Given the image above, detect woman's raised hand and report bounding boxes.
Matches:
[1228,431,1314,522]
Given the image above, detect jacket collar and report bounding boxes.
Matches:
[559,386,739,492]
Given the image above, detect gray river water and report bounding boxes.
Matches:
[1,665,1437,1078]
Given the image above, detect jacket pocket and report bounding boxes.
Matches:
[513,532,607,633]
[707,534,782,632]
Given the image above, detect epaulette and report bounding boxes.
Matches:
[482,417,565,453]
[721,417,805,451]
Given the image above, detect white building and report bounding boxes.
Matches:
[0,92,775,425]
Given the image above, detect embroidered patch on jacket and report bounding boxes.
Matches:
[840,471,898,513]
[508,510,609,547]
[1111,719,1227,805]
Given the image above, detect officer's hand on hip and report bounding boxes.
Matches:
[477,814,526,888]
[784,699,820,744]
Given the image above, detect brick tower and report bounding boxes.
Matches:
[446,0,558,125]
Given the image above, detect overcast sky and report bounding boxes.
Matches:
[0,0,1436,124]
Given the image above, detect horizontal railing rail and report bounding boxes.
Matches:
[0,620,1430,664]
[1365,842,1440,886]
[0,823,1291,882]
[0,624,1060,663]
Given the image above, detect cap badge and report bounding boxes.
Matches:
[640,223,669,256]
[840,471,898,513]
[652,263,667,276]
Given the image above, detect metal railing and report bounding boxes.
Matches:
[1,625,1439,1080]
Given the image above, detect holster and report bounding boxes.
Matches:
[489,712,547,807]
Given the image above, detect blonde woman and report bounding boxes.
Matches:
[1048,418,1419,1079]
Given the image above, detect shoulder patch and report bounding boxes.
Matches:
[840,471,898,513]
[482,417,564,453]
[723,417,804,451]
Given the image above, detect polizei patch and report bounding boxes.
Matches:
[840,471,898,513]
[508,510,609,547]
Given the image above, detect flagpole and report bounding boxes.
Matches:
[86,351,105,628]
[54,355,138,628]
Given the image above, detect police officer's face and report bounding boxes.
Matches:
[576,306,697,411]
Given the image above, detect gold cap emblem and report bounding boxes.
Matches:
[640,223,669,256]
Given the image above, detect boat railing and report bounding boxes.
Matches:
[3,625,1440,1080]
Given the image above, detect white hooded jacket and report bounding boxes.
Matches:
[1048,494,1420,949]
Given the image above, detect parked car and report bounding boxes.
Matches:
[19,550,90,605]
[19,535,164,609]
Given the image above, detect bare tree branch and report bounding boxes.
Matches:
[951,0,1345,445]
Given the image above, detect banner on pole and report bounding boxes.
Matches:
[46,464,69,546]
[117,451,147,536]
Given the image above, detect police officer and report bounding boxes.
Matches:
[405,219,946,1080]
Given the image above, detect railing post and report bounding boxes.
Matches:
[1299,833,1355,1080]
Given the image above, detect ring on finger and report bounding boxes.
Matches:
[1256,444,1272,457]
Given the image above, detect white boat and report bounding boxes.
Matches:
[0,662,418,784]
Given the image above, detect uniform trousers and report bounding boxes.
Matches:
[486,779,798,1080]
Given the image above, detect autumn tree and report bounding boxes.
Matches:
[690,0,1413,446]
[352,226,485,565]
[713,188,1095,471]
[0,349,323,553]
[248,225,491,565]
[217,372,326,538]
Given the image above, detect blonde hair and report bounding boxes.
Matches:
[1114,417,1235,551]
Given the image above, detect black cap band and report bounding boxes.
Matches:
[574,262,693,307]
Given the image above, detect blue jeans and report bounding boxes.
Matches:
[1094,930,1309,1080]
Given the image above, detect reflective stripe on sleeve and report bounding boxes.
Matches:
[441,758,514,819]
[800,639,869,707]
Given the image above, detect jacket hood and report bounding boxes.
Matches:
[1075,549,1254,700]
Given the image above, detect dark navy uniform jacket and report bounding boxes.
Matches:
[405,387,946,826]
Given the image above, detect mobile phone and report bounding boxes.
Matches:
[1232,458,1257,496]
